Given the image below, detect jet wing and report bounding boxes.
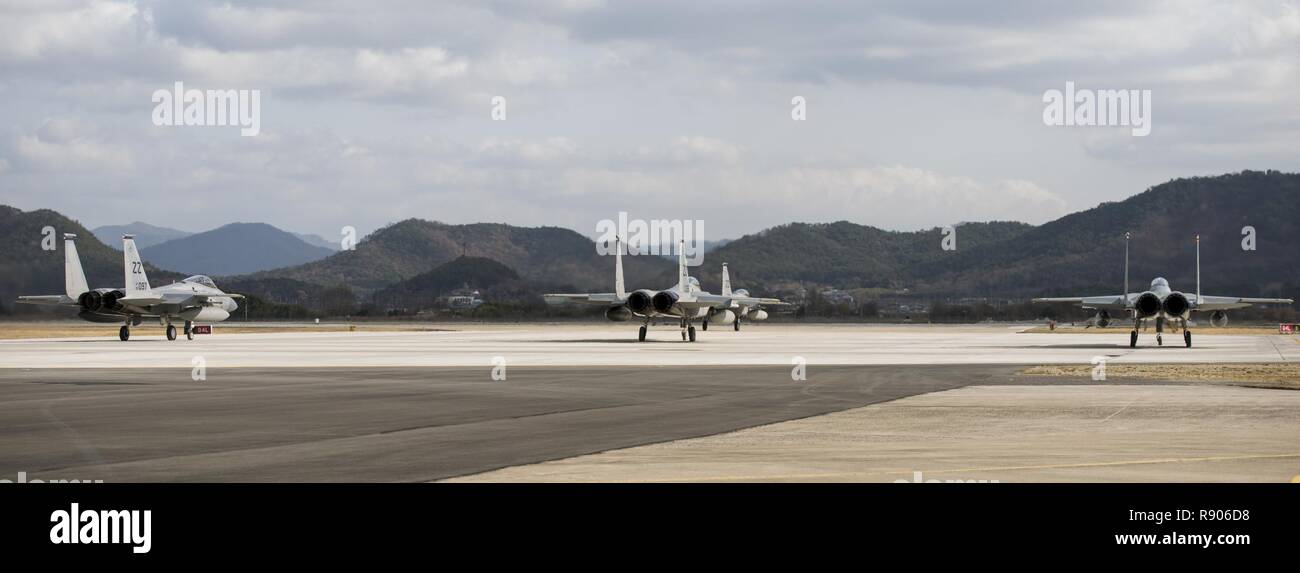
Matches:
[1032,295,1130,311]
[733,296,786,306]
[675,294,736,309]
[1193,295,1295,311]
[543,293,625,306]
[16,295,78,306]
[159,291,245,307]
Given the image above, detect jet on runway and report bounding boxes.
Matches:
[544,239,784,342]
[1033,234,1293,347]
[700,262,782,331]
[17,234,244,341]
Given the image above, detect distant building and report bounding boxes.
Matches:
[445,290,484,311]
[819,289,856,306]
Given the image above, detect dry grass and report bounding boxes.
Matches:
[1019,363,1300,390]
[1022,325,1284,336]
[0,322,447,339]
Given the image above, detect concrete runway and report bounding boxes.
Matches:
[1,324,1296,482]
[452,384,1300,483]
[0,323,1295,368]
[0,365,999,482]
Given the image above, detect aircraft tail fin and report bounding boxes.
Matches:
[122,235,153,297]
[677,240,689,292]
[1195,234,1201,304]
[63,234,89,299]
[614,237,626,299]
[721,263,732,297]
[1123,231,1130,302]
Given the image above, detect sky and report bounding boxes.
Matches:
[2,0,1298,242]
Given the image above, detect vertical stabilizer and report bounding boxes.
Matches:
[122,235,153,297]
[677,240,689,293]
[614,237,626,299]
[721,263,732,297]
[1123,232,1130,303]
[1195,234,1201,304]
[63,234,89,299]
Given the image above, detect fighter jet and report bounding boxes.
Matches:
[17,233,243,341]
[701,263,783,331]
[544,239,784,342]
[1033,233,1293,348]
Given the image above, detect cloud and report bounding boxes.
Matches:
[0,0,1295,241]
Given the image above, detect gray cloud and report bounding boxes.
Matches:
[0,0,1297,242]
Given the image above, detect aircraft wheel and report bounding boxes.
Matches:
[187,329,194,341]
[1184,330,1192,348]
[638,326,647,342]
[1156,334,1163,346]
[688,326,696,342]
[734,319,740,332]
[119,326,130,341]
[702,321,708,331]
[1129,330,1137,348]
[166,325,177,341]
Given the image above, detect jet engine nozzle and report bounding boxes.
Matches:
[100,290,124,311]
[1210,310,1229,327]
[1162,292,1190,318]
[652,290,679,313]
[626,290,655,314]
[1134,292,1161,318]
[78,291,103,312]
[604,306,633,322]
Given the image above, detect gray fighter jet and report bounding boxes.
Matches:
[1033,234,1293,347]
[17,234,243,341]
[544,239,784,342]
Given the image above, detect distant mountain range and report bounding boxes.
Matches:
[292,232,340,252]
[92,222,192,249]
[0,207,183,315]
[4,170,1297,317]
[139,223,336,276]
[241,219,676,293]
[703,171,1298,300]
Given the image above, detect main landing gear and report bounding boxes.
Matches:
[1129,317,1193,348]
[185,321,194,340]
[734,318,741,331]
[119,325,130,341]
[680,317,696,342]
[166,324,177,341]
[636,318,698,342]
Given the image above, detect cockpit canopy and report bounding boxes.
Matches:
[183,275,217,289]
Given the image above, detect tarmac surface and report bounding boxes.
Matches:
[0,365,999,482]
[1,324,1296,482]
[451,384,1300,483]
[0,323,1295,368]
